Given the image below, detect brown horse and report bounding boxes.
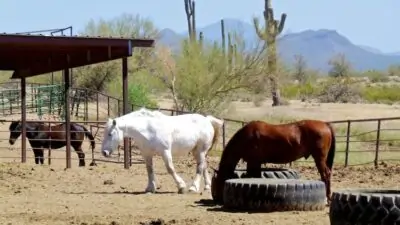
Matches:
[9,121,96,167]
[212,119,336,205]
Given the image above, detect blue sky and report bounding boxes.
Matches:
[1,0,398,53]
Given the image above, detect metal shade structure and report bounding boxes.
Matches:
[0,33,155,169]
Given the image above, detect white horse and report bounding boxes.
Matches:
[100,108,224,194]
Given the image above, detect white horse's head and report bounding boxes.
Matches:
[101,118,123,158]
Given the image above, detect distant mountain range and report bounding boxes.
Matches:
[156,19,400,72]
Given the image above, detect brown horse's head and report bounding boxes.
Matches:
[211,168,235,205]
[211,169,222,204]
[9,121,22,145]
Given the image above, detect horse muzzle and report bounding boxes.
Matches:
[102,150,111,158]
[9,139,15,145]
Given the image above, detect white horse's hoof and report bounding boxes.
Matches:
[204,185,211,191]
[188,186,199,193]
[178,187,187,194]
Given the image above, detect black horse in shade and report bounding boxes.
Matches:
[8,121,95,166]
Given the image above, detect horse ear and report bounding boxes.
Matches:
[112,119,116,126]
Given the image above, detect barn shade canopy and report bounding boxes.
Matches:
[0,34,155,78]
[1,33,155,169]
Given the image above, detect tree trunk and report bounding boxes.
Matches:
[267,39,282,107]
[269,76,281,106]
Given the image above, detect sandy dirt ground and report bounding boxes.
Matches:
[0,100,400,225]
[0,145,399,225]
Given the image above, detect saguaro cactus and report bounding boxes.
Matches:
[184,0,197,42]
[253,0,287,106]
[220,19,237,71]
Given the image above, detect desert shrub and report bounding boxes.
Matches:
[317,78,362,103]
[281,82,322,101]
[362,70,389,83]
[361,85,400,104]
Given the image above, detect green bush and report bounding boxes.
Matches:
[317,78,362,103]
[281,82,322,100]
[128,83,159,110]
[360,70,389,83]
[361,85,400,104]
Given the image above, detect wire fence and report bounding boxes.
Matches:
[0,81,399,167]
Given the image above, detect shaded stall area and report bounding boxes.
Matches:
[0,34,154,169]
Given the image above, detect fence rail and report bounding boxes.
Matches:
[1,119,141,166]
[0,81,399,167]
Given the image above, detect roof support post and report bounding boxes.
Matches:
[122,57,130,169]
[64,66,72,169]
[20,77,27,163]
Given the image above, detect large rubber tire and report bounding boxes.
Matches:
[232,168,300,179]
[222,178,326,212]
[329,189,400,225]
[211,168,300,203]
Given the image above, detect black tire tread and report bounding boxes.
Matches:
[232,168,300,179]
[222,178,326,212]
[329,189,400,225]
[211,168,300,204]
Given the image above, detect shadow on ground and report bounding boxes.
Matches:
[193,199,244,213]
[193,199,322,214]
[63,190,176,195]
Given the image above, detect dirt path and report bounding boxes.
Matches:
[0,151,399,225]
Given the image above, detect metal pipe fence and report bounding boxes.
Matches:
[1,81,400,167]
[0,119,142,166]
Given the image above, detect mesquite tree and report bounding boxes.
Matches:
[253,0,287,106]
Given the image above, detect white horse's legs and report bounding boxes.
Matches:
[189,151,209,193]
[143,155,157,193]
[161,150,187,194]
[203,165,212,191]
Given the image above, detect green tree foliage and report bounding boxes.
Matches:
[292,54,309,84]
[128,83,158,110]
[328,53,352,78]
[74,13,161,97]
[153,36,265,114]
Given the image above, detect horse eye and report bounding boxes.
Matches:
[108,133,112,137]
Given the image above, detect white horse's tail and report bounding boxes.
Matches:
[206,115,224,153]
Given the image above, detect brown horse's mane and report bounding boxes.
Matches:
[216,125,244,179]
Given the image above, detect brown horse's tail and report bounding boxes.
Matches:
[326,123,336,171]
[80,125,96,150]
[206,115,224,154]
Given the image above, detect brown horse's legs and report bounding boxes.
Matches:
[246,161,262,178]
[314,159,332,204]
[74,146,86,167]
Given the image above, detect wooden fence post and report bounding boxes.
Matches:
[344,120,351,167]
[374,119,381,168]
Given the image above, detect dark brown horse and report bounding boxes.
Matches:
[8,121,96,167]
[212,119,336,205]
